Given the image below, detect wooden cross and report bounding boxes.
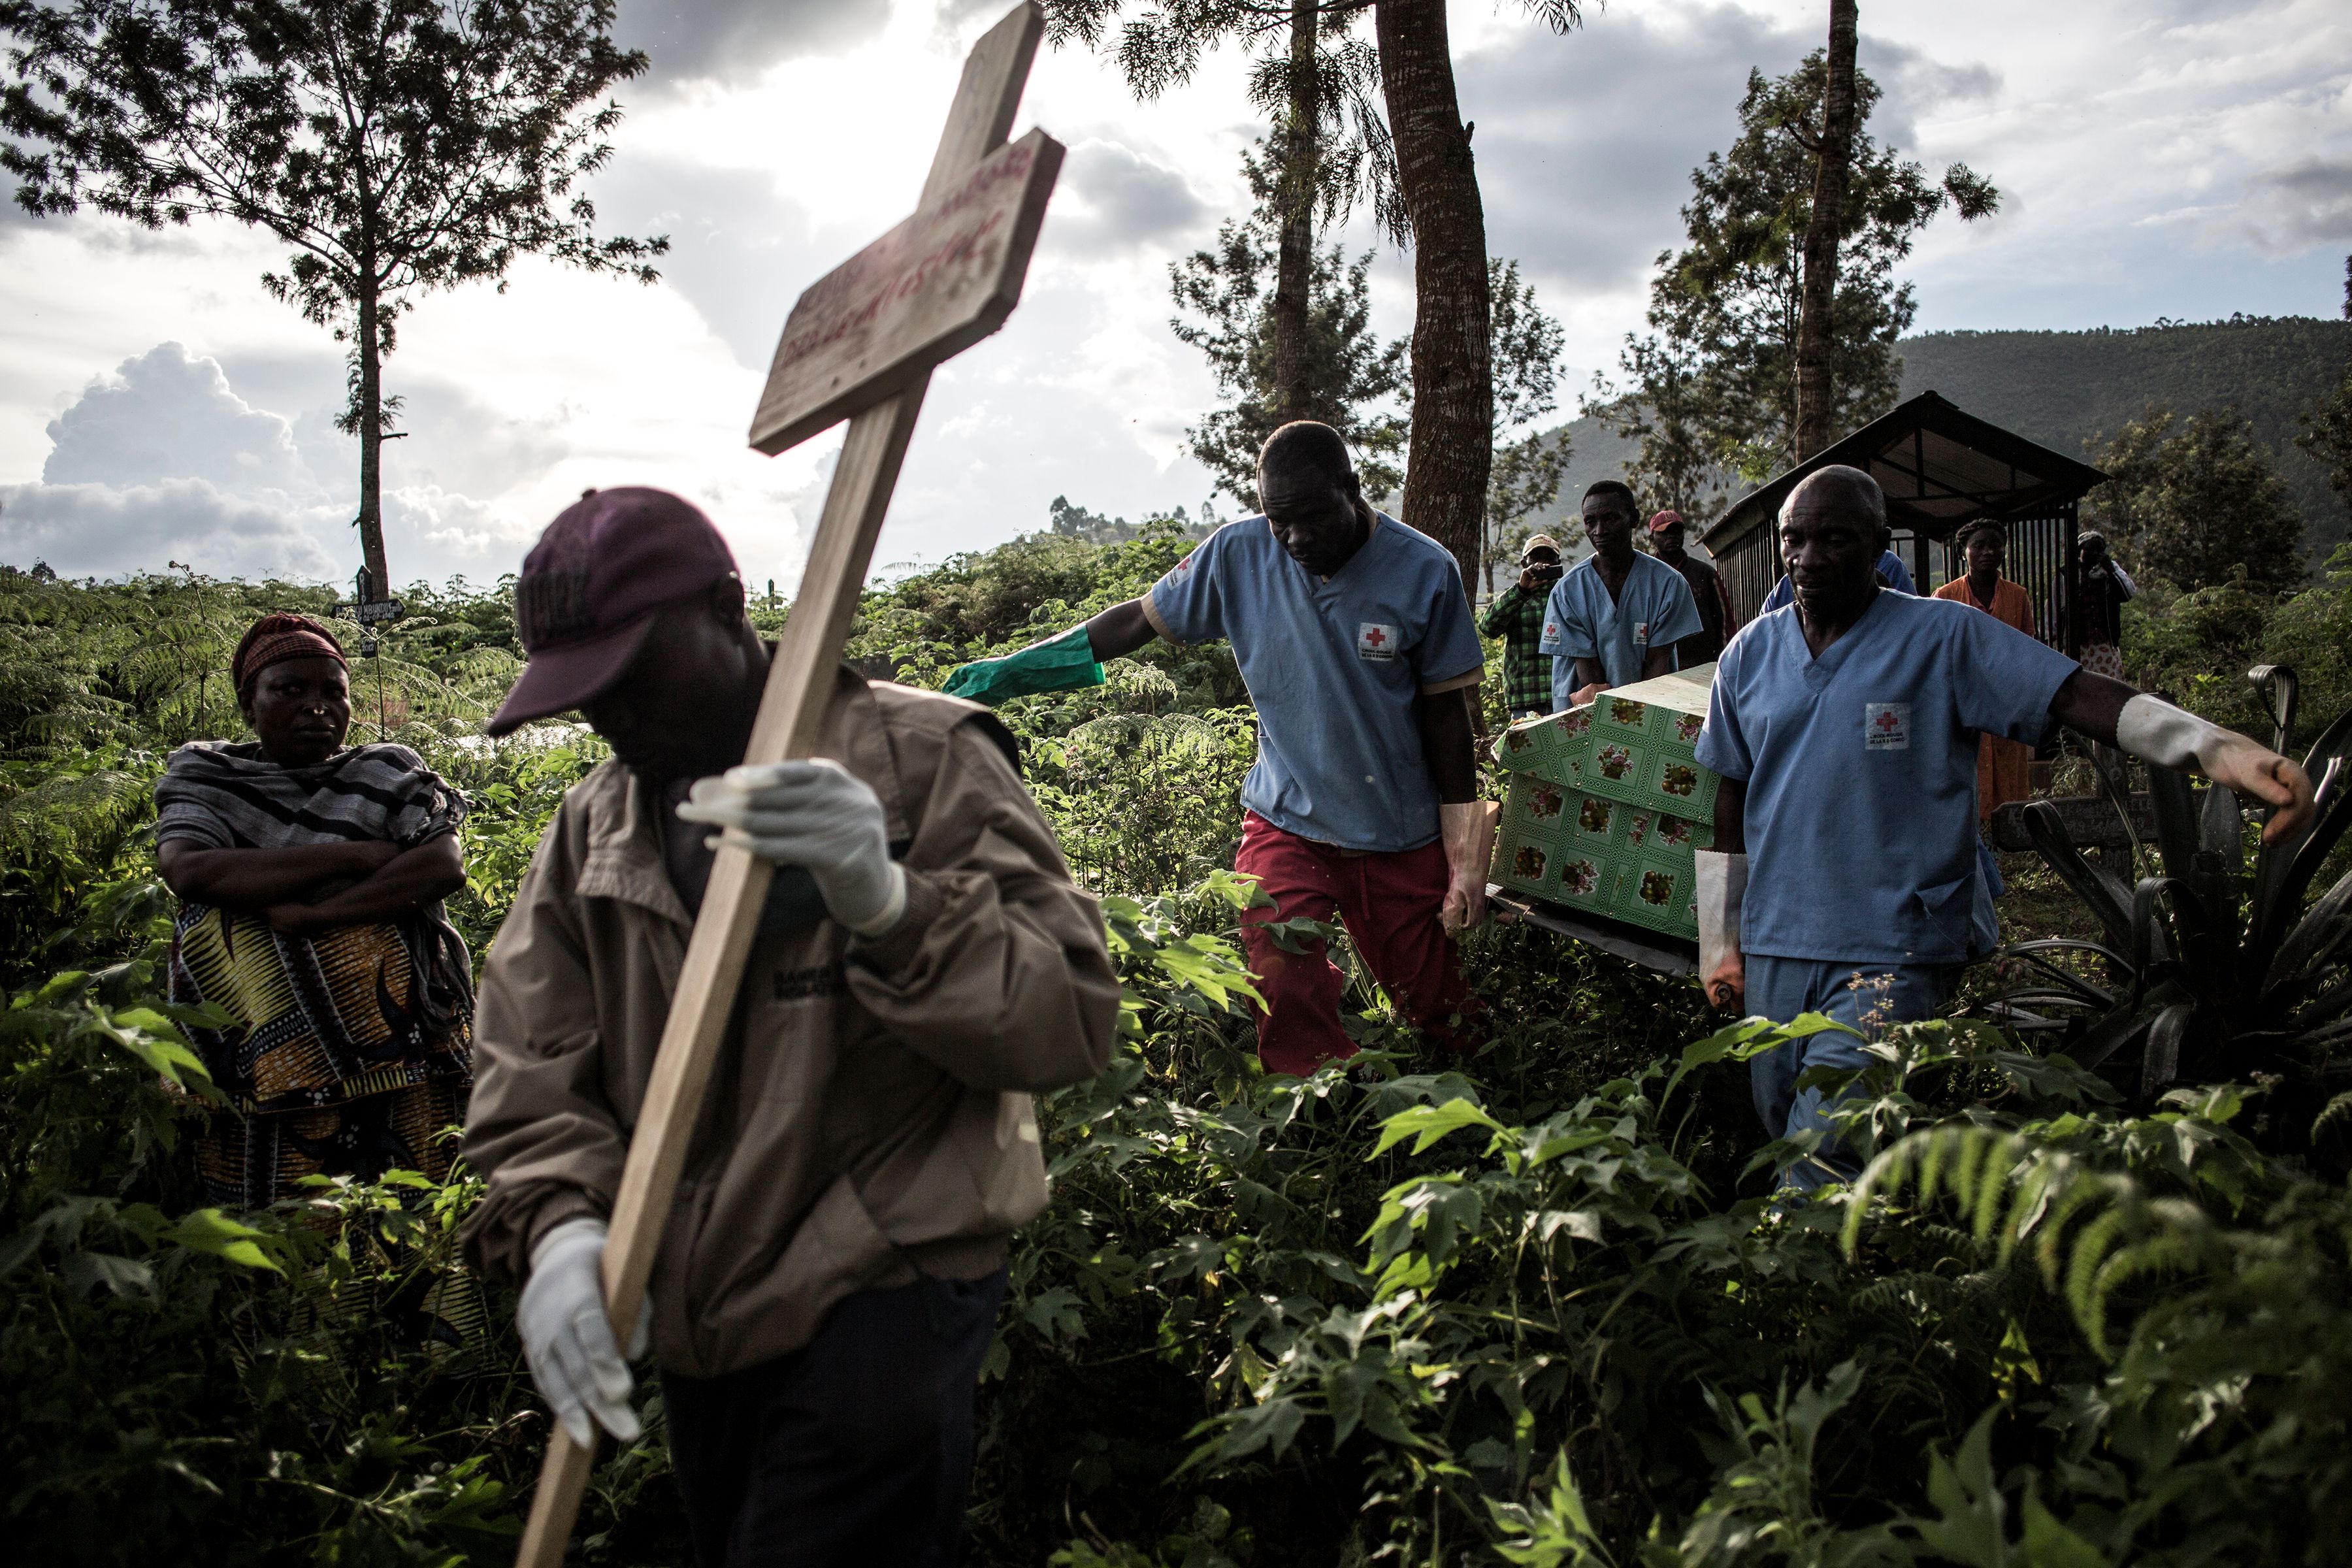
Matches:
[512,7,1062,1560]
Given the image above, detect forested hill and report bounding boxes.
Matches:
[1550,315,2350,553]
[1897,316,2348,548]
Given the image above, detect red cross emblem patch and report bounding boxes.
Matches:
[1357,621,1399,661]
[1865,702,1910,751]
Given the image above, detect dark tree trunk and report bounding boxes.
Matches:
[355,279,389,597]
[1272,0,1318,426]
[1791,0,1858,463]
[1375,0,1490,601]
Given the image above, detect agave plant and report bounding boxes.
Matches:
[1980,666,2352,1146]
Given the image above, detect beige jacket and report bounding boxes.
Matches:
[460,672,1119,1379]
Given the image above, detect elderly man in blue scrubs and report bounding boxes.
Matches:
[1758,526,1914,611]
[1694,466,2314,1192]
[1539,481,1705,711]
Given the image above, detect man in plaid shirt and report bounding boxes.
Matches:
[1480,534,1563,718]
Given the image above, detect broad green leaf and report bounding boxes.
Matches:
[2020,1492,2106,1568]
[167,1207,284,1273]
[61,1250,155,1300]
[1021,1285,1088,1345]
[1910,1409,2007,1565]
[1369,1099,1502,1158]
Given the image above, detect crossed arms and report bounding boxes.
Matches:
[157,834,466,936]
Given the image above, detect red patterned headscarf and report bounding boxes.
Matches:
[232,612,347,693]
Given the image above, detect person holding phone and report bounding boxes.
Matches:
[1481,534,1565,721]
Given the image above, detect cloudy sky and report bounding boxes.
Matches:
[2,0,2347,593]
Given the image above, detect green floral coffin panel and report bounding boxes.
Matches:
[1486,664,1719,941]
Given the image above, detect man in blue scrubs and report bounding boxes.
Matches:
[1539,481,1703,711]
[1758,527,1914,612]
[954,421,1490,1077]
[1694,466,2314,1191]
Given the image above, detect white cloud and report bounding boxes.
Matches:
[615,0,894,90]
[41,341,317,495]
[1,0,2347,594]
[388,484,538,565]
[0,342,342,579]
[2238,157,2352,252]
[0,478,340,580]
[1050,137,1213,257]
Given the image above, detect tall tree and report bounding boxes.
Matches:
[1790,0,1858,460]
[1055,1,1580,594]
[1170,141,1409,503]
[1371,0,1485,596]
[2089,404,2307,595]
[1047,1,1397,433]
[1373,0,1579,598]
[1,0,666,593]
[1272,0,1318,423]
[1584,336,1723,518]
[1482,257,1568,595]
[1169,148,1565,574]
[1596,53,1996,493]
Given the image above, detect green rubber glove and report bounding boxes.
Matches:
[941,625,1106,707]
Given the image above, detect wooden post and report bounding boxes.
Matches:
[510,8,1058,1563]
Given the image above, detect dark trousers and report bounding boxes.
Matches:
[660,1270,1007,1568]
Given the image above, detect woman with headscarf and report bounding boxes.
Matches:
[154,612,474,1209]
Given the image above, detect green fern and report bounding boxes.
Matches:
[1844,1124,2223,1355]
[0,768,153,860]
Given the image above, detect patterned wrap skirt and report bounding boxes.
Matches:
[170,906,474,1209]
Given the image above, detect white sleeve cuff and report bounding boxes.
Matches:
[1695,850,1746,975]
[845,862,909,938]
[2114,693,2229,775]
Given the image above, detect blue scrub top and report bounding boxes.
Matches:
[1147,513,1485,853]
[1539,551,1703,708]
[1695,591,2078,965]
[1760,550,1916,613]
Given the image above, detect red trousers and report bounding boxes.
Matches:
[1234,811,1476,1077]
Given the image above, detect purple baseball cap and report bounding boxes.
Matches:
[487,487,740,737]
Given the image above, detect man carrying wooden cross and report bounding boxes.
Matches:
[947,421,1490,1077]
[458,11,1100,1562]
[459,487,1119,1563]
[1693,466,2313,1192]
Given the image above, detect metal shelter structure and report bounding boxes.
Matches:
[1699,391,2110,651]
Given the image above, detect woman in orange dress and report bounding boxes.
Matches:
[1932,521,2036,821]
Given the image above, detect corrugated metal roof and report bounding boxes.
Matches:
[1699,391,2110,551]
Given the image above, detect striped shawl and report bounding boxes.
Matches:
[155,741,473,1116]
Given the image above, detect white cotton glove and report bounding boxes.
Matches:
[2113,694,2315,846]
[1439,801,1497,936]
[1695,850,1747,1011]
[519,1218,649,1450]
[675,759,909,936]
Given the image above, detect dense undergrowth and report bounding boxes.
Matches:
[3,538,2351,1565]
